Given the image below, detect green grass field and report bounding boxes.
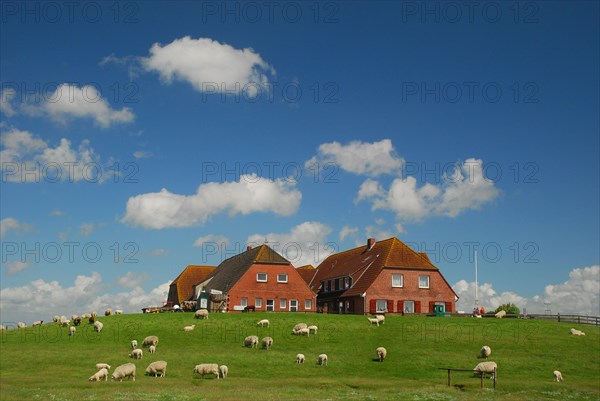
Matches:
[1,313,598,401]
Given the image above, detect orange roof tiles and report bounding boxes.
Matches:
[168,265,216,305]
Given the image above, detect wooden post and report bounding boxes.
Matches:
[447,369,451,386]
[493,367,497,390]
[480,372,483,388]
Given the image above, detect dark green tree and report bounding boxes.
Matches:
[494,303,520,315]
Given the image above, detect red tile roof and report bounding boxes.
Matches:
[296,265,318,287]
[167,265,216,305]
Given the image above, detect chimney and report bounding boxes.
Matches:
[247,245,253,251]
[367,238,376,250]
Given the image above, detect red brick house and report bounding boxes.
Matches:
[310,237,458,315]
[193,245,316,313]
[167,265,216,306]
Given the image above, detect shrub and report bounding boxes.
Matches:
[494,303,520,315]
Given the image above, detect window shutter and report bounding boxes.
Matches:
[415,301,421,313]
[445,302,453,313]
[369,299,377,313]
[397,300,404,313]
[429,301,436,312]
[387,300,394,313]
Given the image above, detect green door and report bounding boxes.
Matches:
[435,304,445,316]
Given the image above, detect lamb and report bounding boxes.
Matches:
[376,347,387,362]
[473,361,497,378]
[495,310,506,318]
[32,320,43,327]
[184,324,196,332]
[296,353,305,364]
[129,349,143,359]
[367,317,380,326]
[553,370,563,382]
[115,310,123,315]
[131,340,138,349]
[296,328,310,336]
[193,363,220,379]
[88,368,108,381]
[17,322,26,329]
[95,363,111,370]
[570,328,586,336]
[308,325,318,334]
[480,345,492,359]
[69,326,76,336]
[244,335,259,348]
[194,309,209,319]
[257,319,270,327]
[143,335,159,347]
[376,315,385,324]
[262,336,273,350]
[93,321,103,333]
[219,365,228,379]
[146,361,167,377]
[111,363,136,382]
[317,354,328,366]
[149,345,156,354]
[105,309,112,316]
[292,323,307,333]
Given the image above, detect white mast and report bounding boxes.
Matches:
[475,250,479,309]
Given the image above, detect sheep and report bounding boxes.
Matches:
[296,328,310,336]
[17,322,26,329]
[60,315,67,323]
[32,320,43,327]
[0,325,5,331]
[60,319,70,328]
[244,335,259,348]
[473,361,497,378]
[308,325,318,334]
[71,315,79,321]
[69,326,76,337]
[146,361,167,377]
[219,365,228,379]
[82,313,91,319]
[376,347,387,362]
[317,354,328,366]
[72,317,82,326]
[184,324,196,332]
[115,310,123,315]
[149,345,156,354]
[88,315,96,324]
[376,315,385,324]
[111,363,136,382]
[193,363,220,379]
[91,311,97,318]
[95,363,111,370]
[367,317,379,326]
[480,345,492,359]
[257,319,270,327]
[53,315,60,323]
[292,323,307,333]
[131,340,138,349]
[296,353,305,364]
[143,335,159,347]
[495,310,506,318]
[88,368,108,382]
[105,309,112,316]
[262,336,273,350]
[194,309,209,319]
[93,321,103,333]
[553,370,563,382]
[129,349,143,359]
[570,328,586,336]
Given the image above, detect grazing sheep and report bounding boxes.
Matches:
[296,353,305,364]
[115,310,123,315]
[219,365,228,379]
[495,310,506,318]
[88,315,96,324]
[193,363,220,379]
[111,363,136,382]
[93,321,103,333]
[376,315,385,324]
[143,335,159,347]
[69,326,76,337]
[376,347,387,362]
[257,319,270,327]
[553,370,563,382]
[0,325,5,331]
[95,363,111,370]
[308,325,318,334]
[32,320,43,327]
[131,340,138,349]
[91,311,97,318]
[367,317,379,326]
[262,336,273,350]
[72,317,82,326]
[60,315,67,323]
[146,361,167,377]
[570,328,586,336]
[105,309,112,316]
[292,323,307,333]
[194,309,209,319]
[317,354,328,366]
[480,345,492,359]
[88,368,108,382]
[53,315,60,323]
[71,315,79,321]
[244,335,259,348]
[474,361,497,378]
[60,319,70,328]
[184,324,196,332]
[17,322,26,329]
[129,349,143,359]
[149,345,156,354]
[296,328,310,336]
[82,313,91,319]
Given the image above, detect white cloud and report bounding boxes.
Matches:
[79,223,95,237]
[306,139,403,177]
[133,150,152,159]
[339,225,358,241]
[247,221,333,267]
[0,272,171,324]
[0,218,23,238]
[50,209,65,217]
[4,261,30,275]
[121,174,302,229]
[142,36,275,94]
[146,248,168,256]
[118,271,150,288]
[25,84,134,128]
[453,265,600,315]
[193,234,229,248]
[0,88,17,117]
[360,159,500,222]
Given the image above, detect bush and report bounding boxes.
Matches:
[494,303,520,315]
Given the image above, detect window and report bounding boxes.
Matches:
[255,298,262,308]
[305,299,312,310]
[327,280,332,291]
[335,279,340,291]
[392,274,404,288]
[280,299,287,309]
[266,299,274,312]
[404,300,414,313]
[277,274,288,283]
[344,277,350,289]
[257,273,267,282]
[290,299,298,312]
[376,299,387,312]
[419,275,430,288]
[240,297,248,307]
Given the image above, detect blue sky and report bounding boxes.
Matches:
[1,1,598,323]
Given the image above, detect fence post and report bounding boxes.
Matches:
[557,313,560,323]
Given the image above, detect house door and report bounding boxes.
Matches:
[266,299,274,312]
[434,302,445,316]
[289,299,298,312]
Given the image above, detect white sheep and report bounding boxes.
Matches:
[69,326,76,336]
[376,315,385,324]
[60,319,70,328]
[184,324,196,332]
[308,325,318,334]
[149,345,156,354]
[296,353,305,364]
[570,328,586,336]
[474,361,497,378]
[131,340,138,349]
[82,313,91,319]
[129,348,143,359]
[17,322,26,329]
[262,336,273,350]
[91,311,97,318]
[193,363,220,379]
[53,315,60,323]
[60,315,67,323]
[95,363,111,370]
[112,363,136,382]
[88,368,108,381]
[219,365,228,379]
[367,317,379,326]
[317,354,328,366]
[146,361,167,377]
[244,335,259,348]
[32,320,43,327]
[376,347,387,362]
[105,309,112,316]
[93,321,103,333]
[257,319,270,327]
[480,345,492,359]
[296,328,310,336]
[194,309,209,319]
[115,310,123,315]
[495,310,506,318]
[143,335,159,347]
[553,370,563,382]
[292,323,307,333]
[71,315,79,321]
[0,325,5,331]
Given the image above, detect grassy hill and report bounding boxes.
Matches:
[1,312,598,401]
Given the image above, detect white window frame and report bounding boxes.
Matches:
[344,277,350,289]
[419,275,430,289]
[280,299,287,309]
[404,300,415,313]
[255,298,262,308]
[240,297,248,307]
[289,299,298,312]
[392,273,404,288]
[277,273,288,283]
[376,299,387,313]
[305,299,312,310]
[266,299,274,312]
[256,273,267,282]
